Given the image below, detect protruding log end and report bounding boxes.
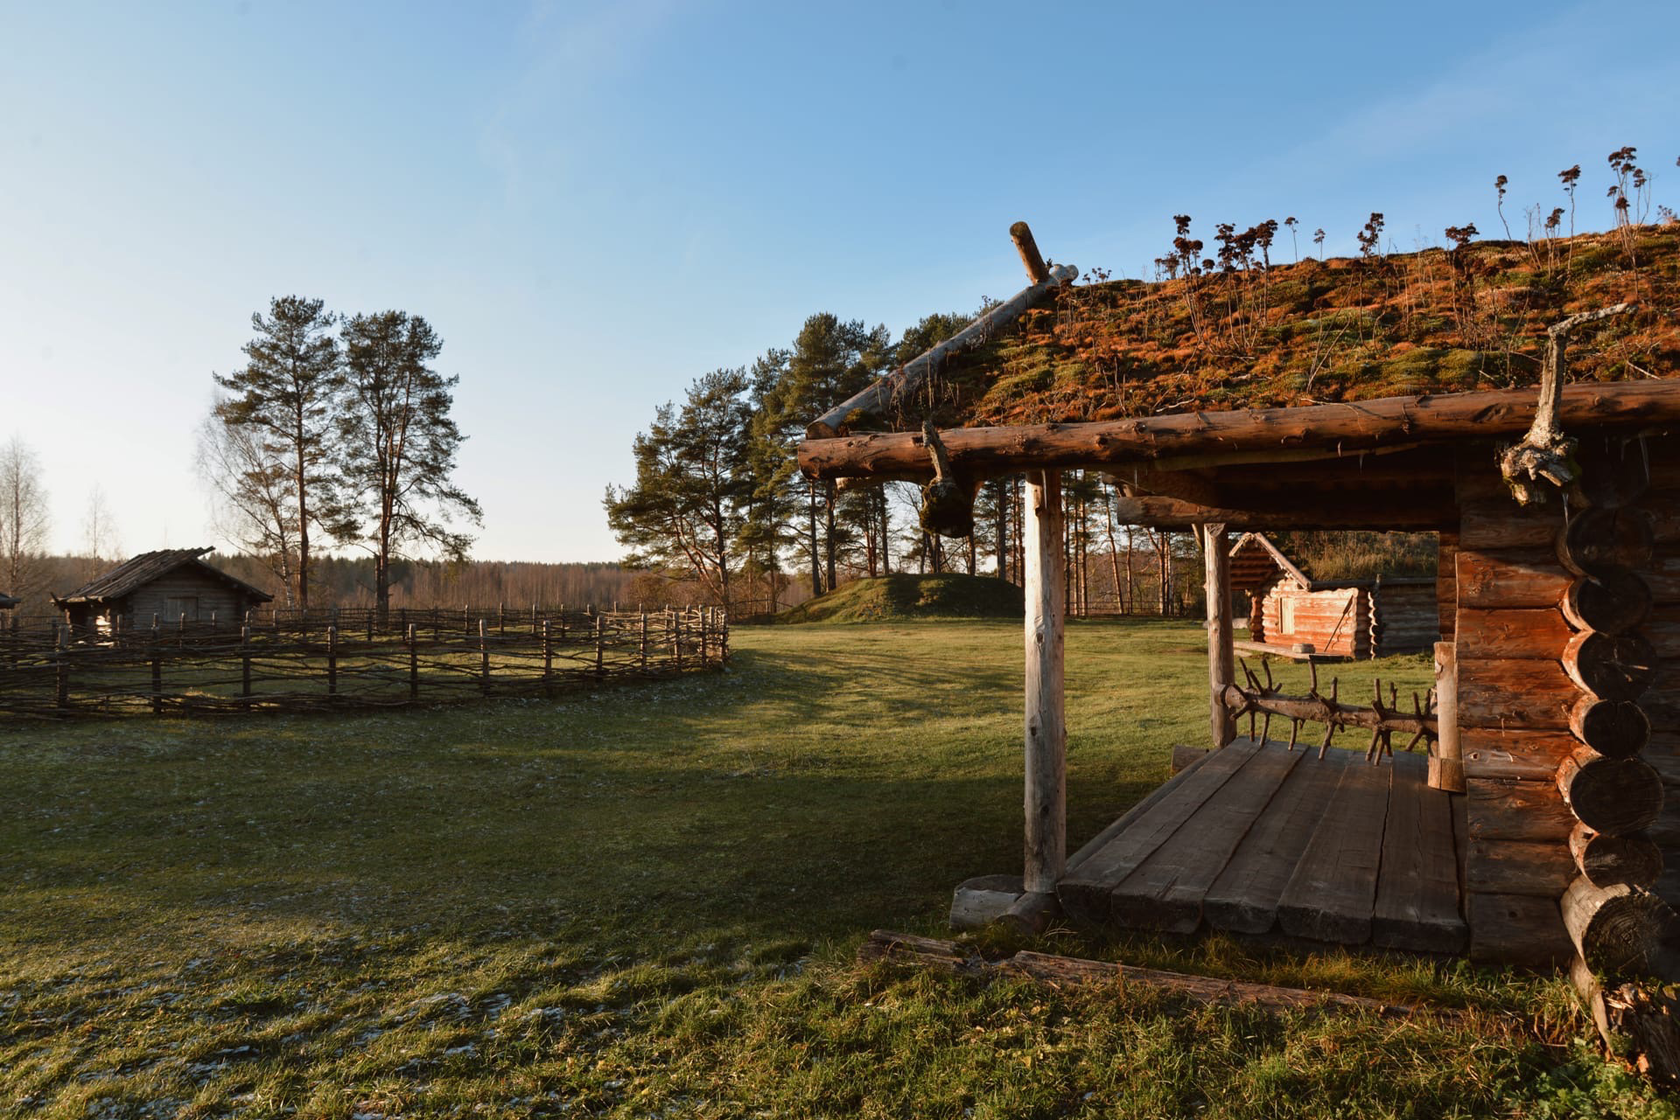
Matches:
[1010,221,1051,284]
[1569,694,1651,760]
[1571,822,1663,890]
[1558,507,1655,576]
[1562,567,1653,635]
[1558,747,1665,835]
[1563,877,1680,981]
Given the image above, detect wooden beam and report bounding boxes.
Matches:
[798,381,1680,481]
[805,258,1076,439]
[1023,470,1066,894]
[1111,495,1457,532]
[1203,524,1235,747]
[1431,641,1465,792]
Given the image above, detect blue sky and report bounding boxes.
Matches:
[2,0,1675,562]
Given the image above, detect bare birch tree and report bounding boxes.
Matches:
[0,435,51,606]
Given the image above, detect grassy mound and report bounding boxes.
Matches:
[774,572,1024,623]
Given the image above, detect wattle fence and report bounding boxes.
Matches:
[0,605,727,718]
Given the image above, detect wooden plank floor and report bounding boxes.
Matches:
[1059,738,1468,953]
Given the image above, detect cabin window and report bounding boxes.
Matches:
[164,596,199,622]
[1279,596,1296,635]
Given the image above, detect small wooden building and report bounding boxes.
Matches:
[797,224,1680,1067]
[1230,532,1437,659]
[54,548,272,635]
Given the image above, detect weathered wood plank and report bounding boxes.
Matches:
[1064,749,1218,876]
[1057,737,1263,920]
[1456,548,1572,610]
[1202,749,1352,935]
[1456,657,1577,730]
[1468,891,1573,967]
[1455,607,1573,661]
[1277,758,1392,944]
[1373,752,1467,953]
[1461,727,1577,781]
[1109,742,1306,934]
[1466,776,1573,841]
[1466,838,1575,897]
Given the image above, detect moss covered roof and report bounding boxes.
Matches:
[876,228,1680,432]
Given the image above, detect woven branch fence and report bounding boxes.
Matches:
[0,605,727,718]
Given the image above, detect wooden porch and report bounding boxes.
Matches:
[1058,738,1467,954]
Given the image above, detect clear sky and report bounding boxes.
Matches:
[2,0,1675,563]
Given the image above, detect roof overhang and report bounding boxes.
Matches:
[798,380,1680,486]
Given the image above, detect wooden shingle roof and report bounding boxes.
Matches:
[54,548,273,606]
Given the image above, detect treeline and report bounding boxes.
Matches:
[1,553,642,617]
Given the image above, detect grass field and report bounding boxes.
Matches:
[1,620,1672,1119]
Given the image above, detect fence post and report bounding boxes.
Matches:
[699,607,709,664]
[542,618,553,686]
[54,621,69,711]
[595,613,605,680]
[479,618,491,695]
[531,602,538,635]
[674,609,683,670]
[366,608,374,643]
[559,606,568,642]
[639,611,648,672]
[240,623,252,703]
[150,621,163,716]
[178,612,186,647]
[327,624,338,698]
[407,623,419,700]
[498,602,505,635]
[463,604,469,636]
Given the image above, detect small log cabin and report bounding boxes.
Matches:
[55,548,272,636]
[1230,532,1437,660]
[798,224,1680,1070]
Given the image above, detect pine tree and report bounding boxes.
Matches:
[605,369,754,607]
[212,296,342,609]
[336,311,481,618]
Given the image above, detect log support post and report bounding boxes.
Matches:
[326,625,338,697]
[1023,469,1066,895]
[1202,523,1234,747]
[407,623,419,700]
[240,624,252,703]
[1430,641,1464,791]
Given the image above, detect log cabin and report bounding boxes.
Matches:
[798,223,1680,1070]
[55,548,272,636]
[1230,532,1436,660]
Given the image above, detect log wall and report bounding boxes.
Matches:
[1458,438,1680,974]
[1455,455,1578,966]
[1259,583,1367,657]
[1371,580,1439,655]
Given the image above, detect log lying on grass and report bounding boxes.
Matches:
[857,930,1437,1020]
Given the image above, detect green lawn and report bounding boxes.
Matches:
[0,620,1668,1118]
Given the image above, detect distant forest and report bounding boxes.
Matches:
[6,554,652,618]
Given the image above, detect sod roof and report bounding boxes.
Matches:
[864,227,1680,434]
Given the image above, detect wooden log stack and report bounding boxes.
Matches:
[1545,438,1680,1081]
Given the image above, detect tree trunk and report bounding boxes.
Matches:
[807,481,821,597]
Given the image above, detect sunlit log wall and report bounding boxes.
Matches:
[1455,439,1680,971]
[0,605,727,718]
